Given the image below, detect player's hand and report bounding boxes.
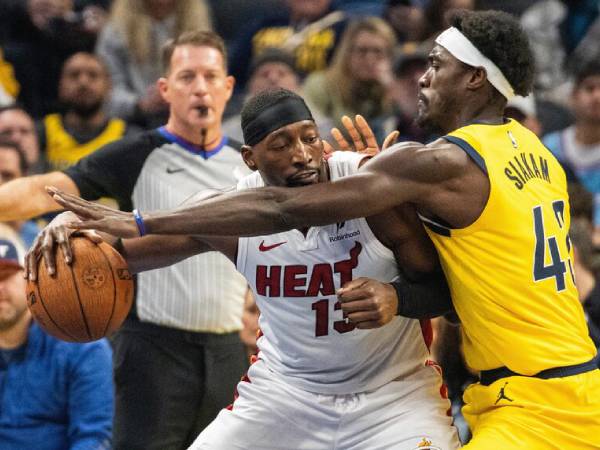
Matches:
[337,277,398,329]
[323,115,399,157]
[46,186,141,238]
[25,211,103,281]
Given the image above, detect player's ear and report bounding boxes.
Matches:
[241,145,258,171]
[466,67,487,91]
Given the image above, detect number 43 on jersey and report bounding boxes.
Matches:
[533,200,575,292]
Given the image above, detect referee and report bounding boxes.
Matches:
[0,31,250,450]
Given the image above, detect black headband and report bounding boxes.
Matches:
[242,96,314,146]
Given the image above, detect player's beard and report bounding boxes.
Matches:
[417,94,456,135]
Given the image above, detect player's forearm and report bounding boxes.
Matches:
[144,173,391,237]
[0,172,78,220]
[144,187,305,236]
[118,235,212,273]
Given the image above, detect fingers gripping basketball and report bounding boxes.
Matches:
[26,237,133,342]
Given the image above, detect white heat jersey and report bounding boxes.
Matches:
[236,152,431,394]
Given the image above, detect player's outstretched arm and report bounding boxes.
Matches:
[140,141,465,237]
[49,141,466,238]
[26,191,238,280]
[0,171,79,221]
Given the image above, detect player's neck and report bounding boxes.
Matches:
[165,122,223,150]
[575,121,600,146]
[0,312,31,350]
[451,96,505,132]
[63,109,106,132]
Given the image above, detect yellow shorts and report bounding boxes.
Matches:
[462,369,600,449]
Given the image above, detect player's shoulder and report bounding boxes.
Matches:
[368,139,468,182]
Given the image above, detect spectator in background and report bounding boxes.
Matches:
[228,0,348,91]
[543,60,600,243]
[505,94,542,136]
[0,49,19,107]
[0,139,38,247]
[0,105,42,174]
[0,224,113,450]
[521,0,568,98]
[421,0,475,47]
[383,0,426,50]
[522,0,598,102]
[570,217,600,352]
[303,17,396,142]
[222,48,303,143]
[384,48,431,143]
[1,0,109,117]
[96,0,212,128]
[38,52,136,172]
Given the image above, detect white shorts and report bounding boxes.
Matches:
[189,358,460,450]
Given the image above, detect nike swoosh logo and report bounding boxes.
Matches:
[166,167,185,174]
[259,240,287,252]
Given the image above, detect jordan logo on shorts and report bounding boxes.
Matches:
[494,382,514,404]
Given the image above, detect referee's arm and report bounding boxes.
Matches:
[0,170,79,221]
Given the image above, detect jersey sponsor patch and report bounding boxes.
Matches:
[328,229,360,243]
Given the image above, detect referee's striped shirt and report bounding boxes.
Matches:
[65,127,250,332]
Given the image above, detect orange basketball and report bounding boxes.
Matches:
[26,237,134,343]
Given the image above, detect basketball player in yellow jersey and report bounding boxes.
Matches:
[46,10,600,449]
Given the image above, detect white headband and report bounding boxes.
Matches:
[435,27,515,100]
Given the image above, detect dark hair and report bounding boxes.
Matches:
[0,138,28,174]
[248,48,298,79]
[161,30,227,75]
[241,88,305,132]
[449,10,535,97]
[573,59,600,87]
[61,52,110,78]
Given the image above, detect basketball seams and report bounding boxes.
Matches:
[96,243,118,337]
[26,237,133,342]
[34,271,80,342]
[68,250,94,341]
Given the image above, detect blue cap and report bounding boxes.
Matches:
[0,237,24,272]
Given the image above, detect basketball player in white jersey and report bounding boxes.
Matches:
[30,89,460,449]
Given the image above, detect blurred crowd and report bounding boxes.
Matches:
[0,0,599,448]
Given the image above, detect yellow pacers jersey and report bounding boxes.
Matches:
[44,114,126,170]
[424,119,596,375]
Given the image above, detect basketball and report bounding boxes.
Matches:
[26,237,134,343]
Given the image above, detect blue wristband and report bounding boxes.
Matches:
[132,209,147,236]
